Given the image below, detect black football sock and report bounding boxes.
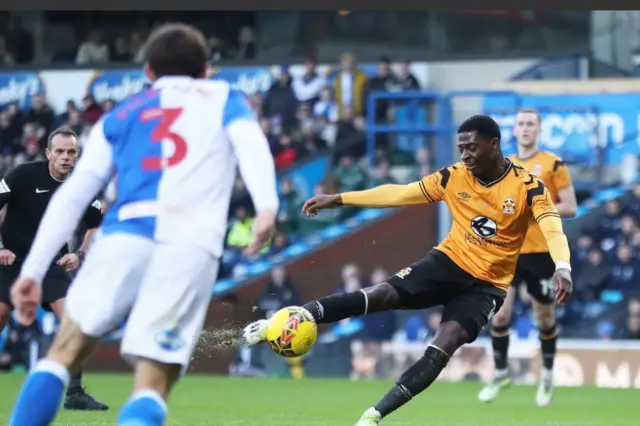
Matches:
[491,325,510,372]
[539,324,558,370]
[67,370,83,394]
[374,345,450,418]
[302,290,368,324]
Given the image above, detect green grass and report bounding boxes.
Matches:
[0,373,637,425]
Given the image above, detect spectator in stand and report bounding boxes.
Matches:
[575,248,609,301]
[6,17,34,64]
[65,109,84,136]
[313,87,339,124]
[75,29,110,65]
[366,57,398,123]
[336,106,366,154]
[618,213,638,245]
[259,117,279,154]
[226,206,256,251]
[297,183,343,234]
[572,232,595,268]
[292,56,327,106]
[257,266,301,319]
[298,120,327,157]
[361,267,396,343]
[54,100,80,129]
[334,154,367,193]
[396,60,420,91]
[20,122,45,156]
[110,35,132,62]
[624,182,640,219]
[268,231,290,255]
[208,36,233,63]
[334,52,368,118]
[370,161,396,186]
[264,66,299,130]
[608,244,638,293]
[237,26,256,59]
[129,30,146,63]
[25,94,54,133]
[81,94,104,124]
[277,178,304,235]
[0,35,16,66]
[0,111,20,155]
[625,314,640,339]
[273,134,298,170]
[597,199,623,240]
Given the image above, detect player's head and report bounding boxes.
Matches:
[143,23,210,81]
[513,108,541,149]
[46,127,79,179]
[457,115,502,177]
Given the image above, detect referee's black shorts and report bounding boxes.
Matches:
[385,249,506,343]
[0,260,72,312]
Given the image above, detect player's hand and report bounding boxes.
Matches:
[10,277,41,326]
[57,253,81,271]
[553,268,573,305]
[302,194,342,217]
[244,211,276,257]
[0,248,16,266]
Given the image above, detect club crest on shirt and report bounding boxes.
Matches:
[531,164,542,176]
[503,197,516,215]
[395,267,412,279]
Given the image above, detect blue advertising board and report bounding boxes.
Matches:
[483,93,640,166]
[0,72,46,109]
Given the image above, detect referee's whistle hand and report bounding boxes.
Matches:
[10,277,41,326]
[0,248,16,266]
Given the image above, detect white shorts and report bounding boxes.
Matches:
[65,232,219,368]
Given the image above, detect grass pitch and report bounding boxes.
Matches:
[0,373,637,425]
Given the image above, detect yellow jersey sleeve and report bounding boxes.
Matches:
[341,170,446,208]
[551,159,573,193]
[527,178,571,265]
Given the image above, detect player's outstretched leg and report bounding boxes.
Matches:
[478,286,516,403]
[533,300,558,407]
[355,321,468,425]
[9,314,99,426]
[243,282,402,345]
[48,299,109,411]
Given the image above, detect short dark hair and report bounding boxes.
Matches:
[144,23,209,79]
[517,108,542,124]
[457,115,501,142]
[48,126,78,149]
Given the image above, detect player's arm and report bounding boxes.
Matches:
[21,120,114,283]
[224,88,279,254]
[341,171,445,208]
[527,179,571,269]
[0,165,21,211]
[551,159,577,218]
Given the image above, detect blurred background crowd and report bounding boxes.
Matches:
[1,10,640,379]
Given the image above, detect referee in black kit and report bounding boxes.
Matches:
[0,126,108,411]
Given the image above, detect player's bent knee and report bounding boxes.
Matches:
[47,314,98,370]
[492,311,511,328]
[533,301,556,330]
[132,357,182,399]
[432,321,470,356]
[363,282,402,311]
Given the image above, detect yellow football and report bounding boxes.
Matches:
[265,306,318,358]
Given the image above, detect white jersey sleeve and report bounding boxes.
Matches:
[223,89,279,214]
[21,122,114,282]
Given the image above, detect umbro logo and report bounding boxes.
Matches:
[458,192,471,201]
[35,188,50,193]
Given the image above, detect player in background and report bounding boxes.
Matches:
[0,127,108,411]
[245,115,574,425]
[478,109,577,406]
[8,23,278,426]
